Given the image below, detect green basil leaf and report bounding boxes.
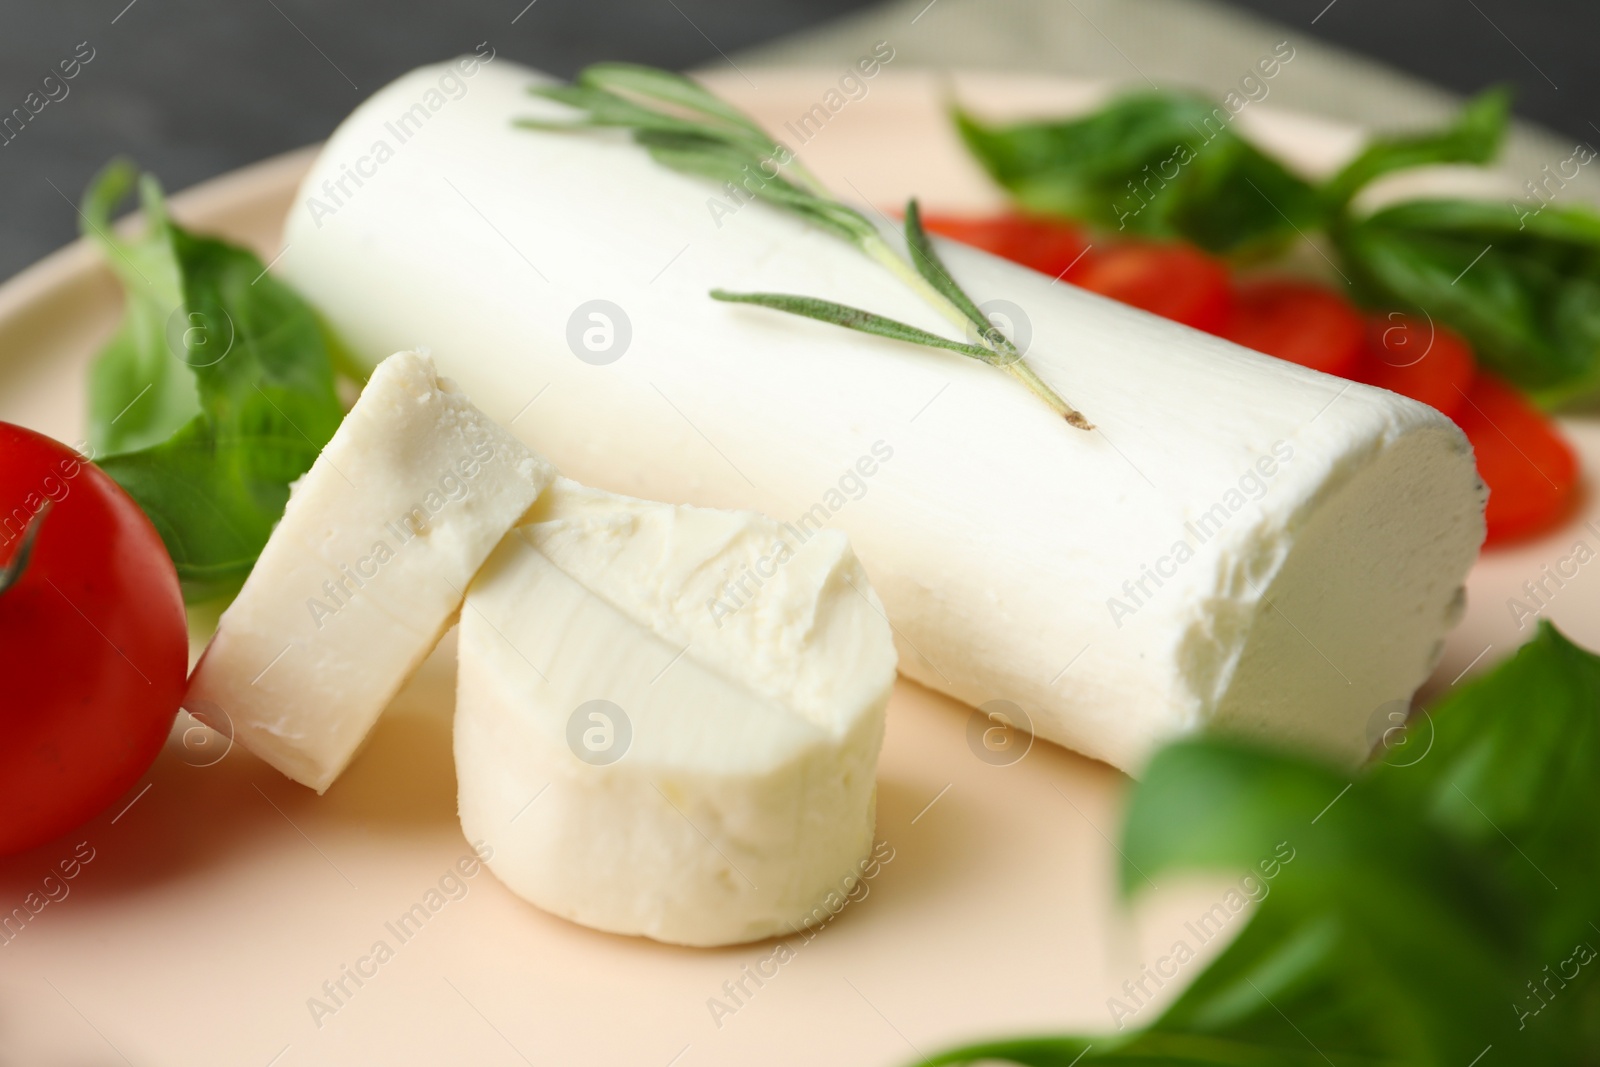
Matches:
[82,160,199,455]
[1118,742,1527,1065]
[95,416,321,603]
[1323,87,1511,209]
[918,624,1600,1066]
[954,93,1324,256]
[1371,622,1600,962]
[1336,198,1600,403]
[85,166,345,601]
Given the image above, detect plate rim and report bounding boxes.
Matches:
[0,144,321,324]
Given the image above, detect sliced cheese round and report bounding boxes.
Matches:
[186,351,554,792]
[284,61,1487,771]
[455,479,896,946]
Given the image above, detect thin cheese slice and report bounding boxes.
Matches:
[186,351,554,791]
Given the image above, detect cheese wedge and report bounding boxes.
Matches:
[456,479,896,946]
[186,351,553,791]
[283,61,1487,771]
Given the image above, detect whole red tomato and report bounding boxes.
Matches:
[0,423,187,855]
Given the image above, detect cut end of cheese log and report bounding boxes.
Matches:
[455,479,897,946]
[1179,423,1481,764]
[284,60,1487,772]
[185,351,554,792]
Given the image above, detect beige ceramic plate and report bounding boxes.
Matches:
[1,71,1596,1067]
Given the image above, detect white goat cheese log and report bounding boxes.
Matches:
[281,60,1486,771]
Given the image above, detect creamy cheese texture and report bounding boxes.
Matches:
[185,351,554,792]
[284,60,1487,771]
[456,479,896,946]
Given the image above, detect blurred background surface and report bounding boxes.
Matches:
[0,0,1592,280]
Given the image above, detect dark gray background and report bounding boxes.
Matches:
[0,0,1591,282]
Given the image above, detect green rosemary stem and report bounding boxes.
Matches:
[859,232,1093,430]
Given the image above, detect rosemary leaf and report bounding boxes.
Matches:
[710,290,1002,365]
[522,84,712,141]
[520,63,1092,429]
[578,63,770,144]
[903,198,1014,353]
[635,131,876,246]
[526,79,870,243]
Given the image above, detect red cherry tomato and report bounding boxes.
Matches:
[919,213,1089,278]
[1353,314,1477,418]
[1220,279,1366,379]
[0,423,187,855]
[1451,377,1580,545]
[1068,242,1233,334]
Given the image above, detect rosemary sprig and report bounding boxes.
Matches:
[707,290,1009,362]
[521,63,1092,430]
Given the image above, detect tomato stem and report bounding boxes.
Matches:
[0,502,50,597]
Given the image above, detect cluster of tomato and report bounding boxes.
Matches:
[922,214,1579,545]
